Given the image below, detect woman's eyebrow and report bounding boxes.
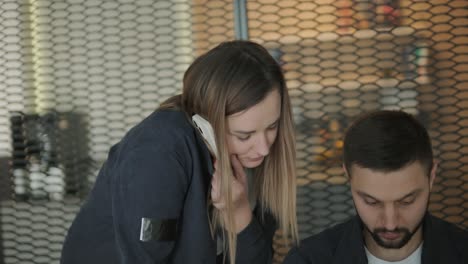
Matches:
[232,118,280,134]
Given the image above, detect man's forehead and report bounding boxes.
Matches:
[349,163,428,200]
[349,161,428,179]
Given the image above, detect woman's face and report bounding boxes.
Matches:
[226,89,281,168]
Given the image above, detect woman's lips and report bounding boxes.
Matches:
[248,156,264,162]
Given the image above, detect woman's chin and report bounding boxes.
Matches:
[241,157,264,168]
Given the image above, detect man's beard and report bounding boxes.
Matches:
[365,222,422,249]
[358,208,427,249]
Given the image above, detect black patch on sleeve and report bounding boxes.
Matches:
[139,218,178,242]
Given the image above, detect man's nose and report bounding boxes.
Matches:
[381,205,399,231]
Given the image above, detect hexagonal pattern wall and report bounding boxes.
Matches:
[0,0,466,263]
[0,0,233,263]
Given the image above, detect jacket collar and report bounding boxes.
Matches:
[332,216,368,264]
[421,213,461,264]
[333,213,460,264]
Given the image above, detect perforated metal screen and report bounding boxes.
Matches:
[0,0,466,263]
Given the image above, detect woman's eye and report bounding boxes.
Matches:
[268,123,278,130]
[237,136,250,141]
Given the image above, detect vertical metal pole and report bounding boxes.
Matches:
[233,0,249,40]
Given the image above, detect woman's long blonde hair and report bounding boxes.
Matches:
[161,40,298,263]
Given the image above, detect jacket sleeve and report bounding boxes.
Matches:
[234,208,277,264]
[111,140,190,263]
[282,246,310,264]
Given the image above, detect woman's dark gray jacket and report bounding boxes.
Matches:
[61,110,276,264]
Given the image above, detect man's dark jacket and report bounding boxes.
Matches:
[284,214,467,264]
[60,110,276,264]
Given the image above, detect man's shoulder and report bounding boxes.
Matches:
[429,214,468,244]
[301,218,354,248]
[284,217,359,263]
[423,214,468,262]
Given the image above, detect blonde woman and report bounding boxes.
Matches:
[61,40,298,264]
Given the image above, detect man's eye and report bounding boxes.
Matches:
[399,199,414,206]
[365,200,379,206]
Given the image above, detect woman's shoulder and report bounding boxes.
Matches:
[120,109,196,151]
[139,109,191,132]
[146,109,192,130]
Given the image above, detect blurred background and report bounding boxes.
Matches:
[0,0,466,263]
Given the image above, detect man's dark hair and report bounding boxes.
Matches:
[343,110,433,177]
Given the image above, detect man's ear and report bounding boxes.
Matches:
[342,164,350,179]
[429,160,438,190]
